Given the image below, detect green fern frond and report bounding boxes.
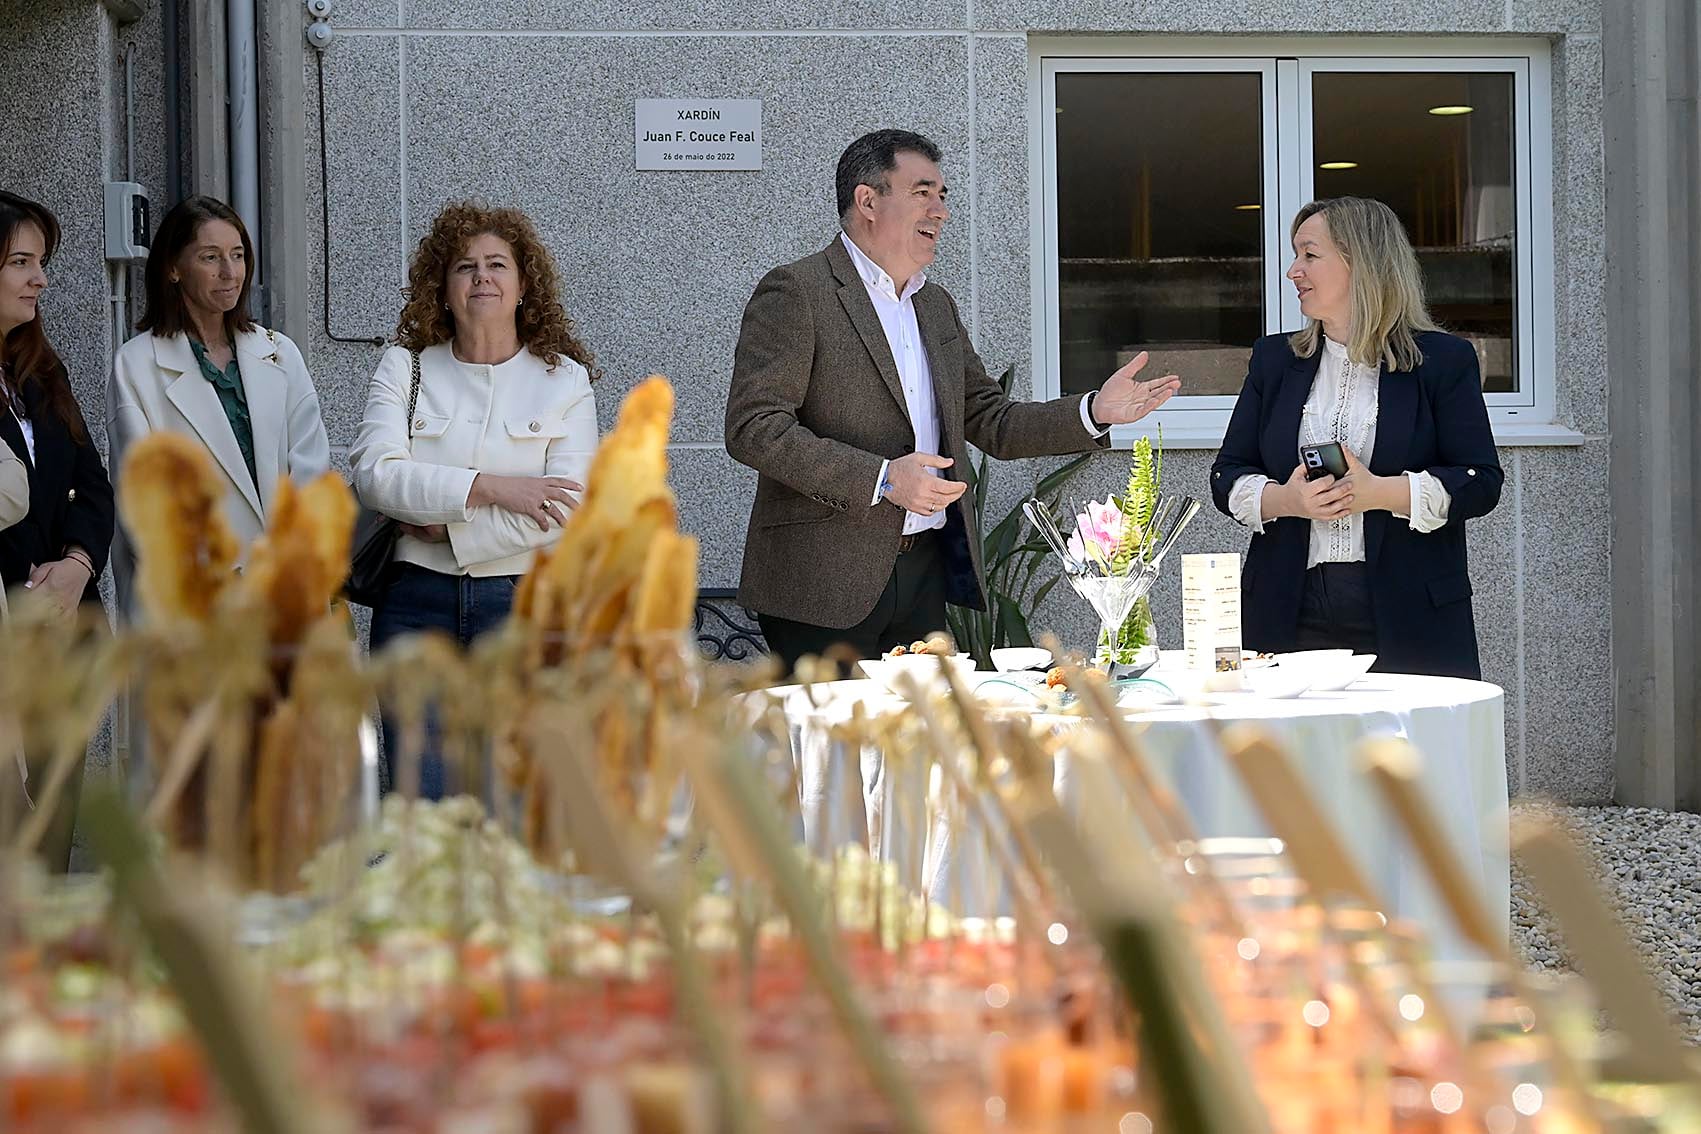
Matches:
[1113,430,1163,570]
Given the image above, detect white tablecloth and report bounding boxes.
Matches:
[748,664,1509,961]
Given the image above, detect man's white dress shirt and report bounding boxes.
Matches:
[840,233,1105,536]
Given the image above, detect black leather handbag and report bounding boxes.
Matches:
[344,350,421,608]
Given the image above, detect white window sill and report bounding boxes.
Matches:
[1483,422,1589,446]
[1106,421,1589,450]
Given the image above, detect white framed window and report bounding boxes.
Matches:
[1030,38,1562,447]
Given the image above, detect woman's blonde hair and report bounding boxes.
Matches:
[1288,197,1438,372]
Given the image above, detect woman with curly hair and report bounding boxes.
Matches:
[351,201,598,795]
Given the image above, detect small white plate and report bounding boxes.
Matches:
[1114,679,1182,708]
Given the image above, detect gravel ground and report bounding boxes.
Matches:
[1510,801,1701,1042]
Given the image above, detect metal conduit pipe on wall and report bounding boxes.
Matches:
[163,0,181,203]
[227,0,262,316]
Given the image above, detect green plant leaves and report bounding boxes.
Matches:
[944,366,1102,665]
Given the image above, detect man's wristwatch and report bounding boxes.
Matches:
[878,474,895,502]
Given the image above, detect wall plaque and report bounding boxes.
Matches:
[635,99,762,171]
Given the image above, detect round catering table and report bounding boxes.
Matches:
[746,661,1509,963]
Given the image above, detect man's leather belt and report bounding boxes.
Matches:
[897,530,937,554]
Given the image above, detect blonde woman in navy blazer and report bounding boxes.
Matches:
[1210,197,1503,679]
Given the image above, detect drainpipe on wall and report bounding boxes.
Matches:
[163,0,181,203]
[227,0,262,316]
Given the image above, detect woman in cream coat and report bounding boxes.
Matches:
[351,200,598,797]
[107,196,331,612]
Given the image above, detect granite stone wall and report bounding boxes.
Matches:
[293,0,1609,798]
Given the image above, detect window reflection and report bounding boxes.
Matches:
[1054,72,1265,398]
[1311,72,1518,392]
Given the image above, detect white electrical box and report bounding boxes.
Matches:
[104,182,150,261]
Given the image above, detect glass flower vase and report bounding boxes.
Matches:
[1097,596,1158,678]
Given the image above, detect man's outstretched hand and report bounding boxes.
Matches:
[1091,351,1181,426]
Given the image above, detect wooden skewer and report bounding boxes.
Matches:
[1218,725,1510,1124]
[681,722,931,1134]
[888,715,934,942]
[1360,738,1609,1131]
[142,695,223,828]
[902,675,1049,944]
[527,696,763,1134]
[1511,813,1701,1088]
[13,627,133,855]
[1068,669,1248,941]
[934,660,1059,915]
[13,734,95,856]
[1016,754,1274,1134]
[1069,670,1198,850]
[83,790,324,1134]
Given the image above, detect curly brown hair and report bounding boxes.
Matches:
[394,201,598,377]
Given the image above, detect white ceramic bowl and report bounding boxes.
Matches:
[990,647,1053,673]
[1275,649,1353,667]
[857,653,978,699]
[1153,668,1216,701]
[1306,653,1377,691]
[1242,665,1313,699]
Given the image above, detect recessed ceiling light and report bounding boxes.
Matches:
[1318,161,1359,170]
[1234,203,1261,211]
[1428,105,1474,116]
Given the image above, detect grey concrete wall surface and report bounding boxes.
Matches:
[287,0,1606,798]
[0,0,168,511]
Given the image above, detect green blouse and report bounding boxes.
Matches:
[189,339,258,490]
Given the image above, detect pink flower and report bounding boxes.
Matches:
[1067,497,1124,563]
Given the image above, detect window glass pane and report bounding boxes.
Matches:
[1311,72,1518,392]
[1054,72,1265,398]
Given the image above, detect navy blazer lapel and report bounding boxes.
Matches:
[1269,349,1321,470]
[825,238,911,424]
[19,382,68,518]
[1366,361,1417,568]
[0,403,28,475]
[1369,364,1416,477]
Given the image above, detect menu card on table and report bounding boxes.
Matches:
[1182,553,1243,672]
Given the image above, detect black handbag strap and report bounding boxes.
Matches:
[406,350,422,441]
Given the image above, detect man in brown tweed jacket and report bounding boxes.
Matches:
[725,129,1179,674]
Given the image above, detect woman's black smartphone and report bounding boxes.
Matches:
[1300,441,1349,481]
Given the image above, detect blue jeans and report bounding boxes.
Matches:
[369,564,519,799]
